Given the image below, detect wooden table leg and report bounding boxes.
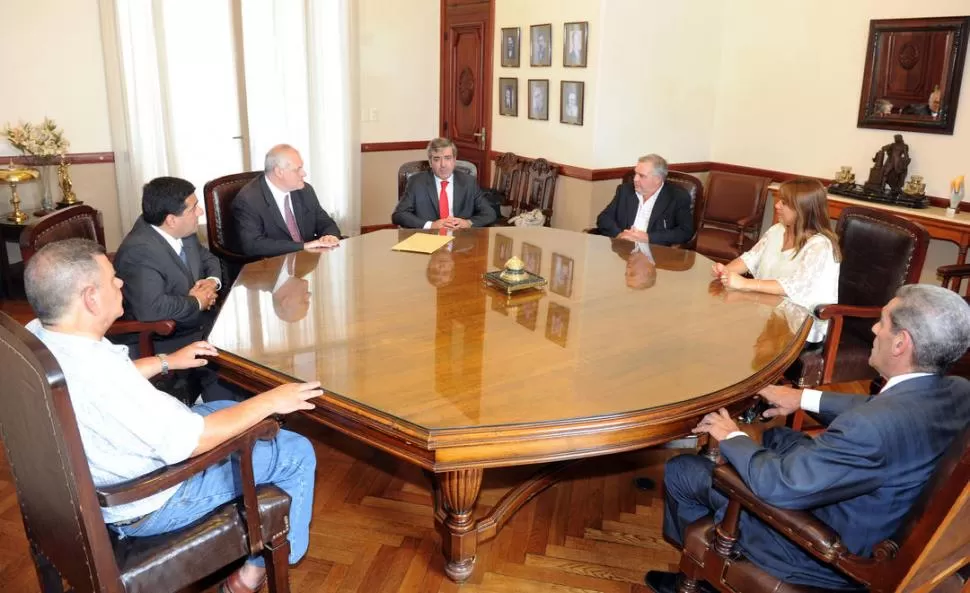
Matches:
[435,467,483,583]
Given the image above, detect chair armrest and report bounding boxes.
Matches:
[937,264,970,278]
[814,303,882,321]
[97,418,281,507]
[736,213,761,228]
[712,465,845,562]
[106,319,176,338]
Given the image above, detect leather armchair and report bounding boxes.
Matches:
[938,263,970,378]
[18,205,175,357]
[0,312,293,593]
[203,171,262,273]
[677,424,970,593]
[693,171,771,263]
[396,159,478,201]
[786,207,929,392]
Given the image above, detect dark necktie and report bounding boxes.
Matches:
[178,243,188,266]
[284,193,302,242]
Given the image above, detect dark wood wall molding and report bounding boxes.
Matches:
[361,141,428,153]
[2,152,115,166]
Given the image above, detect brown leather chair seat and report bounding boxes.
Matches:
[694,226,754,262]
[113,487,290,593]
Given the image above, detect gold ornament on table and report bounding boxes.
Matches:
[483,255,547,295]
[2,117,70,215]
[833,166,855,185]
[902,175,926,196]
[57,158,80,207]
[0,164,40,223]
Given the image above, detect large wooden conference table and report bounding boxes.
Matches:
[207,227,811,582]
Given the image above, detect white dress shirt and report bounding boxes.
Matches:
[422,174,455,229]
[266,177,293,224]
[150,225,221,290]
[26,320,205,523]
[632,184,664,233]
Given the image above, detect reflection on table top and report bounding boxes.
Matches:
[209,228,809,431]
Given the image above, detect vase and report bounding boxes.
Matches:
[34,164,56,216]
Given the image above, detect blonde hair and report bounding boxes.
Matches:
[776,178,841,262]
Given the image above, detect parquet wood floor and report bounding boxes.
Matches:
[0,296,868,592]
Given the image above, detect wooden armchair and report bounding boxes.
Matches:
[676,423,970,593]
[785,207,929,399]
[938,263,970,378]
[0,312,293,593]
[18,205,175,357]
[694,171,771,263]
[482,151,527,221]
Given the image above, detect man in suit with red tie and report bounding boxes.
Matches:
[392,138,497,230]
[233,144,342,259]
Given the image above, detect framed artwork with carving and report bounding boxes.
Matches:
[528,79,549,120]
[857,16,970,135]
[545,302,570,347]
[501,27,520,67]
[499,78,518,116]
[530,24,552,67]
[560,81,584,125]
[550,253,573,297]
[522,242,541,274]
[493,233,513,268]
[563,21,588,67]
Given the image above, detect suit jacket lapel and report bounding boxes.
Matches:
[451,173,464,216]
[648,186,672,231]
[624,188,639,229]
[260,177,294,239]
[425,173,441,217]
[183,239,201,281]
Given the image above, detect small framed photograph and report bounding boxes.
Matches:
[560,80,585,125]
[493,233,513,268]
[522,242,542,275]
[563,22,588,67]
[516,301,539,331]
[550,253,574,297]
[501,27,520,67]
[528,79,549,121]
[530,24,552,67]
[545,302,571,347]
[499,78,518,116]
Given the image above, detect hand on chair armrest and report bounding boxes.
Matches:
[96,418,281,507]
[712,465,845,562]
[105,319,176,338]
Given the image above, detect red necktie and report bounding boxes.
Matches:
[283,194,302,242]
[439,180,450,218]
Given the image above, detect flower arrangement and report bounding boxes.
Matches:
[3,117,70,163]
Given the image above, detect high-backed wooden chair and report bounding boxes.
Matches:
[786,207,929,393]
[0,311,293,593]
[938,263,970,379]
[506,157,558,225]
[395,159,478,201]
[203,171,262,275]
[694,171,772,263]
[619,169,706,247]
[676,422,970,593]
[18,205,174,357]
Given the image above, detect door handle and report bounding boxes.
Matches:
[472,127,486,149]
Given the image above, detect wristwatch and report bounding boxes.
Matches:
[157,353,169,375]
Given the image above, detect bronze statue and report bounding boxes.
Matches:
[57,159,79,206]
[880,134,910,193]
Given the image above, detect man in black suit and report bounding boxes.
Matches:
[233,144,342,258]
[595,154,693,246]
[646,284,970,592]
[392,138,497,230]
[113,176,236,402]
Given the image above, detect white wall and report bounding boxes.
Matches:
[0,0,112,155]
[712,0,970,201]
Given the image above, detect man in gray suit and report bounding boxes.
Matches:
[646,284,970,592]
[392,138,496,230]
[114,176,233,402]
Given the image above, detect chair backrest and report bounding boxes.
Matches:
[701,171,771,229]
[490,152,527,205]
[511,158,559,223]
[203,171,261,265]
[884,423,970,592]
[0,312,124,592]
[396,160,478,200]
[19,204,106,264]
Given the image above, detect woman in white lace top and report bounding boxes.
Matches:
[713,178,841,342]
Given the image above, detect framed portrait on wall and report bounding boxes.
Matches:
[560,80,584,125]
[563,21,588,67]
[499,78,518,116]
[550,253,574,297]
[528,79,549,120]
[530,23,552,67]
[500,27,520,67]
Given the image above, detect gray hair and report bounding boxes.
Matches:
[427,138,457,160]
[24,239,106,325]
[264,144,297,174]
[890,284,970,373]
[637,154,668,180]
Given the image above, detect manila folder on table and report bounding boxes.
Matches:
[391,233,454,254]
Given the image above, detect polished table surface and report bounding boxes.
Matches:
[208,227,810,581]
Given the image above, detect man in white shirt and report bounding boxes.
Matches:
[594,154,694,246]
[24,238,321,593]
[645,284,970,592]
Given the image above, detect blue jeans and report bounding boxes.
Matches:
[114,400,316,567]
